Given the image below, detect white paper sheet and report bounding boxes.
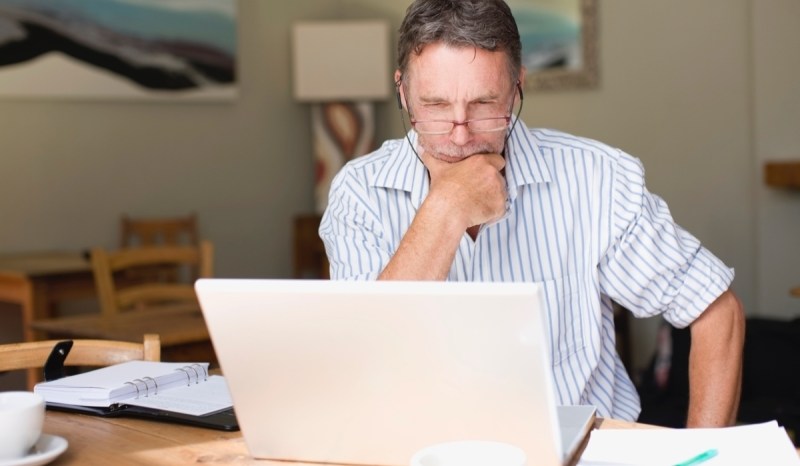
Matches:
[126,375,233,416]
[578,421,799,466]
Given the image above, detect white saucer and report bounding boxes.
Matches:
[0,434,68,466]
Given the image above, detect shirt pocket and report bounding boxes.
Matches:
[538,273,590,366]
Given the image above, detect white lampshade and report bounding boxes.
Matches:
[292,20,391,102]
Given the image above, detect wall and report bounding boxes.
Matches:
[0,1,329,279]
[1,0,797,374]
[753,0,800,318]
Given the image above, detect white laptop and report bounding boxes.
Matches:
[195,279,595,466]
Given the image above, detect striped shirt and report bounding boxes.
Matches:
[319,120,734,421]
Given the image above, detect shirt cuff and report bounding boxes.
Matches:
[663,246,735,328]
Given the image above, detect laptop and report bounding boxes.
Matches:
[195,279,595,466]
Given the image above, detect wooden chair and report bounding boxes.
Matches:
[293,214,330,279]
[119,214,200,282]
[91,241,213,317]
[120,213,198,247]
[0,334,160,389]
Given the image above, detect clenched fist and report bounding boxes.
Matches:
[422,150,508,230]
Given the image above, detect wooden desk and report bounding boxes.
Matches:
[0,251,94,342]
[40,410,652,466]
[763,162,800,300]
[765,161,800,189]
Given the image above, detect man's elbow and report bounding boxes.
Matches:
[721,290,746,346]
[692,289,746,348]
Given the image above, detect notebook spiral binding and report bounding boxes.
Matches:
[176,363,209,386]
[122,364,209,399]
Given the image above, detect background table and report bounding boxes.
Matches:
[0,251,94,342]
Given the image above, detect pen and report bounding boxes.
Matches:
[673,448,718,466]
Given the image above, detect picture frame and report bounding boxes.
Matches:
[0,0,238,101]
[509,0,599,92]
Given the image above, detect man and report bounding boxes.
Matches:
[320,0,744,427]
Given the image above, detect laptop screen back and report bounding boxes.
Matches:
[196,279,565,466]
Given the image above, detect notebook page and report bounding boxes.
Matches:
[125,375,233,416]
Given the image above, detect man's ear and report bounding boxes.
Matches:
[517,66,526,102]
[394,69,404,110]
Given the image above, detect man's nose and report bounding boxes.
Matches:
[449,121,472,146]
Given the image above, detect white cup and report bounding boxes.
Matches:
[0,391,45,460]
[410,440,527,466]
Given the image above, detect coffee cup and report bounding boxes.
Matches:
[0,391,45,460]
[410,440,526,466]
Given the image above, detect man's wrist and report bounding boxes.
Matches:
[421,191,471,235]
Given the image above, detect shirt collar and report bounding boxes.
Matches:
[502,117,553,194]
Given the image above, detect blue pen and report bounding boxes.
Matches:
[673,448,718,466]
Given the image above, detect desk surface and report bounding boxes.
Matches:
[41,410,647,466]
[0,251,90,277]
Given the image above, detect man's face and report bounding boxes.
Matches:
[400,43,517,163]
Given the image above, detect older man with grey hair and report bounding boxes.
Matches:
[321,0,744,427]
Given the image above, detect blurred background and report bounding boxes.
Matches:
[0,0,798,388]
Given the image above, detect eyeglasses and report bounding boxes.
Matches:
[404,81,520,136]
[410,115,512,135]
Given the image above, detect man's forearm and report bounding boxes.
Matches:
[378,195,464,280]
[686,289,746,427]
[378,150,507,280]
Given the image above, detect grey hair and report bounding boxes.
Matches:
[397,0,522,83]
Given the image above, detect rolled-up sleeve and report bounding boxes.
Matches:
[598,152,734,327]
[319,164,390,281]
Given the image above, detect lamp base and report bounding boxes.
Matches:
[311,101,374,214]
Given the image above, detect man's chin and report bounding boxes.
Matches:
[433,153,470,163]
[435,150,504,163]
[420,142,501,163]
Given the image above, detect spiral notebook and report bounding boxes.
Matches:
[34,360,238,431]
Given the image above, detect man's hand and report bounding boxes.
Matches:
[423,151,507,230]
[378,150,507,280]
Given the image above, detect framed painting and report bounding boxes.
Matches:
[508,0,598,91]
[0,0,238,101]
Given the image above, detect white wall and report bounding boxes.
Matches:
[0,2,325,279]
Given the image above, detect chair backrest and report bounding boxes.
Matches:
[120,213,198,247]
[0,334,160,373]
[92,241,214,316]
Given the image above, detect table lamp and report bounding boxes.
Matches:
[292,20,391,213]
